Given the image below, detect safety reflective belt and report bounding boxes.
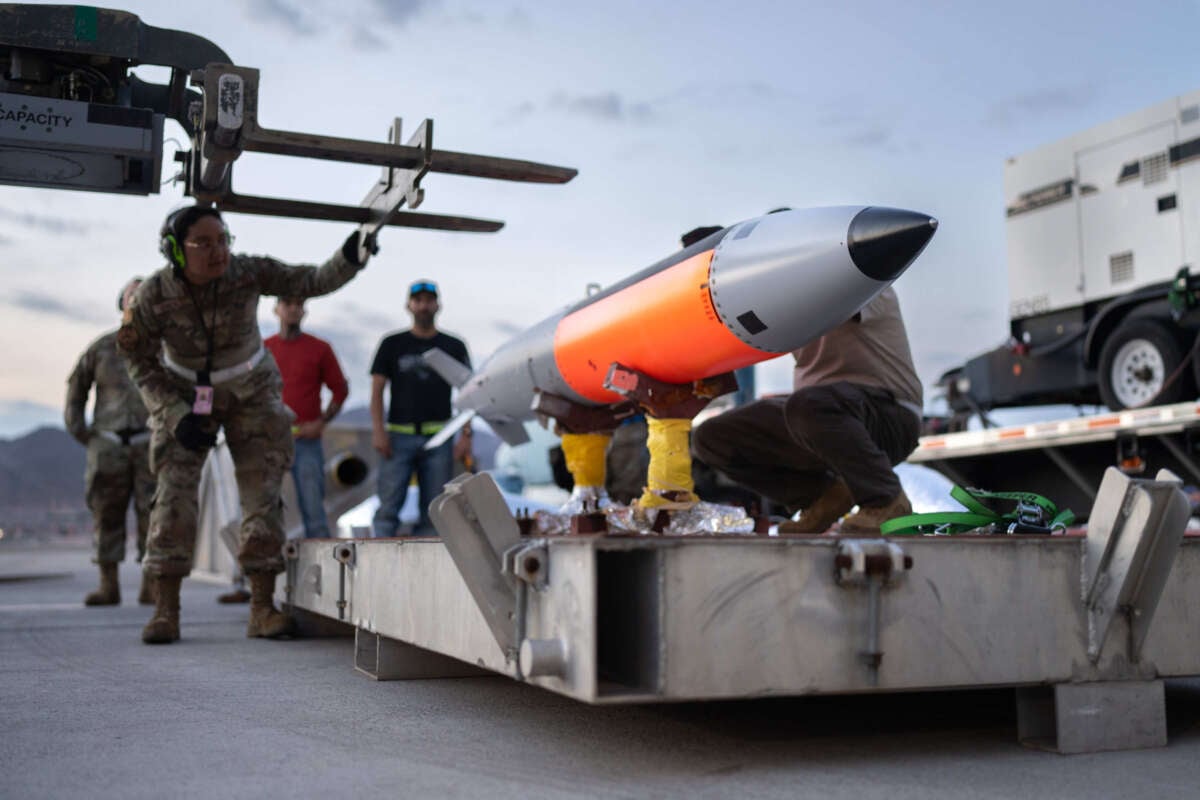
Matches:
[386,421,447,435]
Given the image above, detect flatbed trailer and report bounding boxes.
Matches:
[278,466,1200,755]
[913,400,1200,520]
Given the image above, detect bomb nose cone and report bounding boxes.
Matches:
[847,207,938,281]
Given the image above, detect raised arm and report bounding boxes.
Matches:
[251,231,376,299]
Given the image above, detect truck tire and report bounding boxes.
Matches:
[1098,319,1190,410]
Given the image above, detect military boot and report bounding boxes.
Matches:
[136,569,155,605]
[141,575,182,644]
[778,478,855,534]
[84,562,121,606]
[246,573,293,639]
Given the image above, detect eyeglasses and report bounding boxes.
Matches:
[184,233,235,252]
[409,281,438,295]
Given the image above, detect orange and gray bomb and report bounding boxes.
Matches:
[426,206,937,445]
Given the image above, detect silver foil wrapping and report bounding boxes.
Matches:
[533,500,757,536]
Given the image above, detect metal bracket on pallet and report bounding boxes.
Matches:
[504,543,550,591]
[1084,467,1190,662]
[332,542,356,621]
[428,472,524,659]
[835,540,912,685]
[501,541,568,681]
[282,540,300,608]
[834,540,910,586]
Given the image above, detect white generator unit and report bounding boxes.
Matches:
[942,90,1200,416]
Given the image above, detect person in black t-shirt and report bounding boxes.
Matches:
[370,279,471,536]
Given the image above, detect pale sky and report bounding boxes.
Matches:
[2,0,1198,436]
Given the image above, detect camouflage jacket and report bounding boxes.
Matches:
[64,330,150,445]
[118,248,363,431]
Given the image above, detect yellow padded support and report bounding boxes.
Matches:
[637,417,697,508]
[561,431,611,488]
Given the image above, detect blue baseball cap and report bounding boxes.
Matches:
[409,279,438,297]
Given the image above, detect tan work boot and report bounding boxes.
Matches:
[84,562,121,606]
[246,573,293,639]
[142,575,182,644]
[137,570,155,605]
[778,478,855,534]
[840,489,913,535]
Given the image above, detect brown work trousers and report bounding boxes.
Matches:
[691,381,920,512]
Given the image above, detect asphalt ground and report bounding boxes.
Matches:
[2,545,1199,799]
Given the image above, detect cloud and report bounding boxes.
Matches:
[985,85,1096,126]
[245,0,320,36]
[549,91,655,123]
[336,301,398,333]
[815,103,898,150]
[373,0,430,27]
[504,7,533,30]
[0,206,90,236]
[502,81,783,127]
[506,91,653,125]
[7,291,107,324]
[349,25,389,51]
[659,81,784,106]
[843,124,893,149]
[342,2,435,51]
[500,100,537,124]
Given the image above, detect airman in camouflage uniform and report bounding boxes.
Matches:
[65,278,155,607]
[119,205,375,644]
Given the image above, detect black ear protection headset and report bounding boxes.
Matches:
[159,207,190,273]
[159,205,225,274]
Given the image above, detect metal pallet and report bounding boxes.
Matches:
[281,468,1199,754]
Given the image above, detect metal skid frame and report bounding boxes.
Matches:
[281,468,1200,754]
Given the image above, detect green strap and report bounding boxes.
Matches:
[880,511,996,535]
[880,485,1075,536]
[953,486,1060,517]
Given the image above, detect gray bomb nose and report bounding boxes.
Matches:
[847,207,938,281]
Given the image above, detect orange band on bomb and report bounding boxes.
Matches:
[553,250,765,403]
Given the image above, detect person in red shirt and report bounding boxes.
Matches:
[264,296,349,538]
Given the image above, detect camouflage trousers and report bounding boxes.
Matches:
[86,435,155,564]
[144,364,294,578]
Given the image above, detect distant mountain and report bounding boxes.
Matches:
[0,399,62,439]
[0,426,85,509]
